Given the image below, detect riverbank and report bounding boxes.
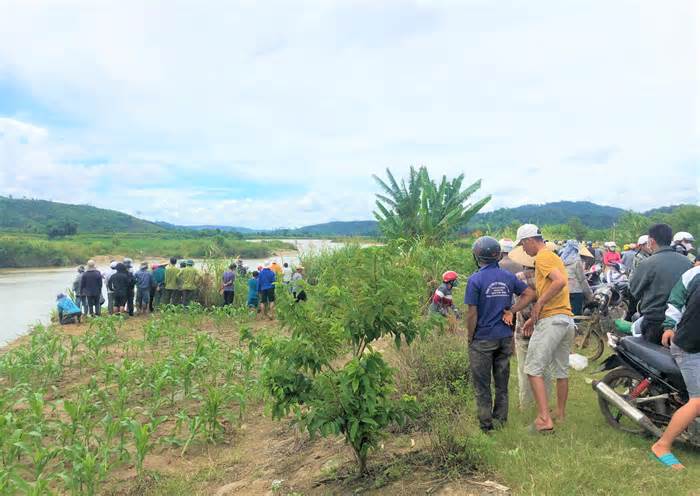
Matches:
[0,233,295,268]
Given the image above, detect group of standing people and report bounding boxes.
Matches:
[430,222,698,455]
[241,261,306,320]
[57,257,202,324]
[57,256,309,325]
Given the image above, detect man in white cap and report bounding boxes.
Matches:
[631,235,651,277]
[505,224,574,433]
[498,238,522,275]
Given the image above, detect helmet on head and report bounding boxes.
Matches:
[442,271,458,283]
[673,232,694,243]
[473,236,501,265]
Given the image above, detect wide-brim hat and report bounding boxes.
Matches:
[508,242,557,268]
[579,245,594,259]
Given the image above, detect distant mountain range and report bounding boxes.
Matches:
[0,196,692,237]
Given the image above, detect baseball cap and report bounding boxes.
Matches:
[637,235,649,245]
[514,224,542,245]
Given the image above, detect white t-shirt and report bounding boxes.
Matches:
[282,266,293,283]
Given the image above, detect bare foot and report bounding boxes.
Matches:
[534,416,554,431]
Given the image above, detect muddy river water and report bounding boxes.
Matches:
[0,239,347,345]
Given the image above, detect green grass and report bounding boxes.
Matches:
[480,365,700,496]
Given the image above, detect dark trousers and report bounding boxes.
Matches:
[223,291,235,305]
[77,295,88,315]
[569,293,584,316]
[294,290,307,302]
[59,311,81,324]
[86,295,101,316]
[469,337,513,431]
[126,288,134,316]
[163,288,176,305]
[149,287,156,311]
[181,289,194,306]
[107,292,115,314]
[641,315,664,345]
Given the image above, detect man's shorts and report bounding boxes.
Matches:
[524,314,575,379]
[136,289,150,306]
[260,288,275,304]
[671,343,700,398]
[114,293,127,307]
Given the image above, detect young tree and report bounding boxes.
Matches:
[373,167,490,244]
[261,246,429,473]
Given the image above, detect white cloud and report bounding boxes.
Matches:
[0,1,697,227]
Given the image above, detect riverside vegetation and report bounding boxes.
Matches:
[1,243,700,495]
[0,233,294,268]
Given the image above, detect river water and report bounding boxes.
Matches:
[0,239,346,345]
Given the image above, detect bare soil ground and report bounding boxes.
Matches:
[14,314,505,495]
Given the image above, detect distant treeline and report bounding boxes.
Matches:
[0,233,294,268]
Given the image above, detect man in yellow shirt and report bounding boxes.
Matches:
[508,224,574,434]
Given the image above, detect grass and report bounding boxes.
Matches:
[480,365,700,496]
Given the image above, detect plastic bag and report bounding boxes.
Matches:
[569,353,588,371]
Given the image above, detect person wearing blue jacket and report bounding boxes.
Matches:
[56,293,82,325]
[257,262,276,319]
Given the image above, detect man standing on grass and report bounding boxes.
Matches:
[650,264,700,469]
[134,262,153,314]
[258,261,276,319]
[507,224,574,433]
[465,236,533,432]
[163,257,180,305]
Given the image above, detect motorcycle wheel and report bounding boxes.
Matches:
[572,320,604,361]
[598,367,650,435]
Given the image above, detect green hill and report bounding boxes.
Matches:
[468,201,625,230]
[0,196,166,234]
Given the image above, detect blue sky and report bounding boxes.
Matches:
[0,0,697,228]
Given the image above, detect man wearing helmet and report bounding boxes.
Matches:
[430,270,459,317]
[465,236,533,432]
[672,232,696,262]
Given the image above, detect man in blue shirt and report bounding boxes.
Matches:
[465,236,533,432]
[257,262,277,319]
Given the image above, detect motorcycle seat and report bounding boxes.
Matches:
[619,337,686,391]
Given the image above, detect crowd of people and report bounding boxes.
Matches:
[56,257,307,324]
[432,222,697,469]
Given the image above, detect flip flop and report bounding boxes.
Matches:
[649,451,684,469]
[528,423,555,435]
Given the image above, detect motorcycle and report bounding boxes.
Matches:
[591,333,700,447]
[572,283,634,361]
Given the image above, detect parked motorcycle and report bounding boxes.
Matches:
[591,333,700,447]
[572,283,633,361]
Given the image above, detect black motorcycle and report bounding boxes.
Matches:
[591,334,700,447]
[572,283,634,361]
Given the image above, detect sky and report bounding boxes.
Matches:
[0,0,698,229]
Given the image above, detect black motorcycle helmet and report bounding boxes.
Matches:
[473,236,501,266]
